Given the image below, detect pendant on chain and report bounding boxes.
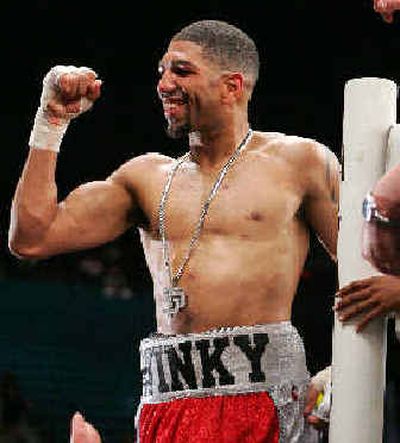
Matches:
[159,129,253,319]
[162,286,186,317]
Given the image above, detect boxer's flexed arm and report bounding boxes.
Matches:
[9,66,135,259]
[302,142,340,262]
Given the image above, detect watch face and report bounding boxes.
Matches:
[362,195,373,222]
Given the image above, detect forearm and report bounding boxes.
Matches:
[362,222,400,275]
[362,166,400,274]
[9,65,101,258]
[9,149,59,256]
[374,164,400,218]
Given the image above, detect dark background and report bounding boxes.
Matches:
[0,0,399,441]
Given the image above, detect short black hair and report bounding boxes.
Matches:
[172,20,260,93]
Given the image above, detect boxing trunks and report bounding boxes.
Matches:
[136,322,318,442]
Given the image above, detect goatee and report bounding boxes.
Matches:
[166,122,191,139]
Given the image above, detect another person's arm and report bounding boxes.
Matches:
[362,163,400,275]
[8,66,136,259]
[338,167,400,331]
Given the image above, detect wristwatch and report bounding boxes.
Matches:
[362,192,400,227]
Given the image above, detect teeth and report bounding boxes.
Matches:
[163,98,186,105]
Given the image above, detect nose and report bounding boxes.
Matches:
[157,70,177,96]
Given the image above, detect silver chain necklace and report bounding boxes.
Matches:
[159,128,253,318]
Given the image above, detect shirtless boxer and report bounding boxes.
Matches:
[9,20,339,442]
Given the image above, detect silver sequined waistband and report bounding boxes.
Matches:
[139,322,310,404]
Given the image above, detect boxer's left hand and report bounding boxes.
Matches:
[304,385,328,430]
[304,366,331,430]
[335,275,400,331]
[70,412,101,443]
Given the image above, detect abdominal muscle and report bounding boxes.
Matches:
[141,228,310,335]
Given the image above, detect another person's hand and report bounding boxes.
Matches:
[374,0,400,23]
[70,412,101,443]
[335,275,400,331]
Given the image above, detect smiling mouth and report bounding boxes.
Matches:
[162,99,188,116]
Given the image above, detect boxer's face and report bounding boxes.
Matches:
[157,40,225,139]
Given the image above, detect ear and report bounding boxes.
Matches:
[221,72,244,103]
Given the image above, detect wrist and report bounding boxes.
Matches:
[29,107,69,153]
[311,366,331,392]
[362,192,400,227]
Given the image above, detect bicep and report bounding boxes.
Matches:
[38,179,135,257]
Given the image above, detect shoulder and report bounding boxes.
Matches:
[255,131,339,171]
[117,152,174,173]
[108,152,175,186]
[257,131,332,158]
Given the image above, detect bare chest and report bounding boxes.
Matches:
[141,156,305,240]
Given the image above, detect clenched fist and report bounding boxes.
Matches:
[30,65,102,152]
[43,66,101,124]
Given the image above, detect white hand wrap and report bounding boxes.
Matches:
[29,65,96,153]
[311,365,331,392]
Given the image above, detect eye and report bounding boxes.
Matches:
[173,66,192,77]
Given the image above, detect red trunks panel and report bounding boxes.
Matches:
[138,391,279,443]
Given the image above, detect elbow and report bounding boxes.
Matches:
[8,237,47,261]
[8,214,52,261]
[8,245,41,261]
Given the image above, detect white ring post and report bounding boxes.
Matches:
[330,78,397,443]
